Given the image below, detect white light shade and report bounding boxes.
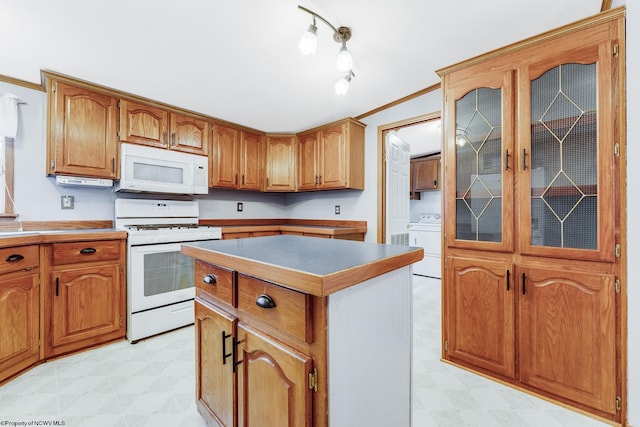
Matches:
[298,24,318,55]
[336,45,353,72]
[334,75,351,95]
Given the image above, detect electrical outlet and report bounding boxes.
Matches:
[61,195,74,209]
[237,202,243,212]
[335,205,340,215]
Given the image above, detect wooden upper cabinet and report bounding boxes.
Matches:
[119,99,208,156]
[443,68,515,254]
[296,118,365,191]
[171,113,209,155]
[239,130,265,191]
[266,135,297,192]
[47,80,118,179]
[413,156,440,191]
[210,125,265,190]
[210,124,239,188]
[297,131,319,191]
[118,100,169,148]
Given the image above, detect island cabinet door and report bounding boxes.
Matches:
[195,299,237,427]
[237,323,313,427]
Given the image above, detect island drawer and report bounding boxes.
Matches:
[195,260,234,307]
[51,240,121,265]
[237,274,312,343]
[0,245,39,275]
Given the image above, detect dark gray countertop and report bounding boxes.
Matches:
[182,235,423,296]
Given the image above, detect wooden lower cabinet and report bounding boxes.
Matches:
[444,255,618,418]
[0,268,40,384]
[518,265,616,415]
[237,323,312,427]
[44,240,126,358]
[195,300,313,427]
[193,258,413,426]
[195,300,236,427]
[445,256,515,378]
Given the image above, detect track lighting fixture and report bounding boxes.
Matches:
[298,5,355,94]
[334,71,354,96]
[298,17,318,55]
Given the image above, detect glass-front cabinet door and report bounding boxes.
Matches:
[444,70,515,253]
[518,44,615,262]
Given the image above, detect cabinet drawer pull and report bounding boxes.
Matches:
[522,148,528,170]
[79,247,97,254]
[5,254,24,263]
[203,274,217,285]
[256,293,276,309]
[505,149,510,171]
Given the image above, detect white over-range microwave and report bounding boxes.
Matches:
[115,143,208,195]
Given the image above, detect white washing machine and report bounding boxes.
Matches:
[409,213,442,278]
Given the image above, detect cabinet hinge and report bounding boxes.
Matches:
[615,243,621,258]
[614,143,620,157]
[117,100,121,109]
[613,43,619,57]
[50,160,55,170]
[308,368,318,392]
[444,340,448,352]
[119,316,123,327]
[52,83,56,93]
[616,396,622,411]
[615,279,621,294]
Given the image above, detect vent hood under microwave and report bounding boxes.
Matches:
[56,175,114,188]
[114,143,209,195]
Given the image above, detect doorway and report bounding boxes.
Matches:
[377,112,442,243]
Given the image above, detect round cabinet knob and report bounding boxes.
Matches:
[203,274,217,285]
[255,294,276,309]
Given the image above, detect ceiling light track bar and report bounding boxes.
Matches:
[297,5,351,43]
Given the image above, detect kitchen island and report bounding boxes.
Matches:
[181,235,423,427]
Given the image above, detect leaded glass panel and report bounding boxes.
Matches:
[530,63,597,249]
[455,87,502,242]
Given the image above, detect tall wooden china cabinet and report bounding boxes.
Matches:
[438,10,625,424]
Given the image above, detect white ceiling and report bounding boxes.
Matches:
[1,0,605,134]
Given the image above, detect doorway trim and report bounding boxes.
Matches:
[377,111,442,243]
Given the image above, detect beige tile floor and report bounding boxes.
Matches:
[0,275,612,426]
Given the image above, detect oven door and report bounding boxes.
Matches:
[129,241,198,313]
